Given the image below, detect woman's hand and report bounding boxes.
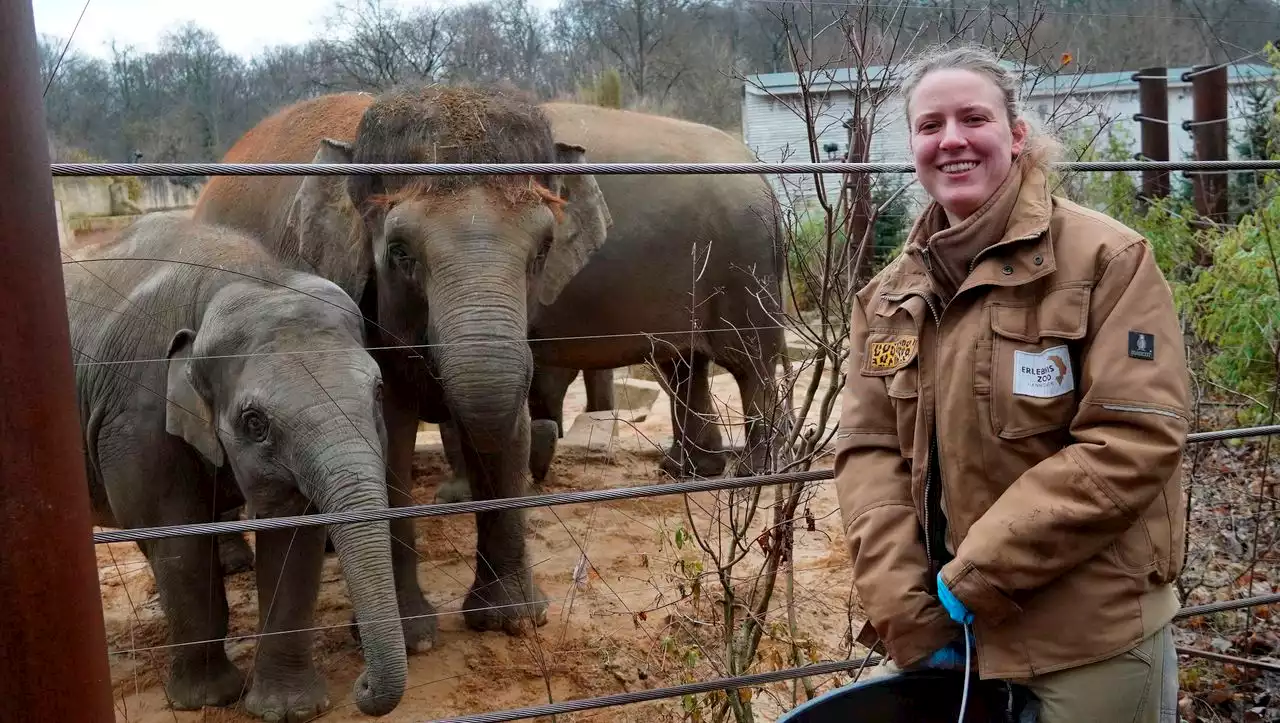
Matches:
[937,572,974,625]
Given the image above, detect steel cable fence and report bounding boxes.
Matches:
[91,424,1280,545]
[49,159,1280,177]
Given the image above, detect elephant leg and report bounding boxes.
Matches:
[216,508,255,575]
[381,379,440,653]
[111,454,244,710]
[717,335,787,477]
[582,368,615,412]
[434,420,472,504]
[527,366,578,483]
[529,365,576,435]
[244,525,330,721]
[656,353,726,478]
[460,410,549,634]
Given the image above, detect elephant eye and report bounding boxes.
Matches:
[387,242,416,275]
[533,231,554,268]
[240,409,270,443]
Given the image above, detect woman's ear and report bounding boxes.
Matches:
[1011,117,1029,157]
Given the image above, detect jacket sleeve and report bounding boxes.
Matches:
[939,237,1192,626]
[834,291,960,667]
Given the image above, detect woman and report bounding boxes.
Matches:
[834,43,1189,722]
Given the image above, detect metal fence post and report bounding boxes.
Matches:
[1187,63,1230,226]
[1133,67,1170,204]
[0,2,116,720]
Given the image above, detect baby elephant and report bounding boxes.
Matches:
[66,213,407,720]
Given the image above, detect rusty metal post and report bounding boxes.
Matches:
[843,114,873,286]
[1187,63,1230,225]
[1133,67,1170,203]
[0,3,116,721]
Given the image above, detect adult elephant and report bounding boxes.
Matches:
[436,102,790,502]
[192,84,613,652]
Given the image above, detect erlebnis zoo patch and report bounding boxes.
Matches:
[1012,345,1075,398]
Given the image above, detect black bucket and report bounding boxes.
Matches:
[775,668,1039,723]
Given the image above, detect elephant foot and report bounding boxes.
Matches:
[529,418,559,483]
[218,532,255,575]
[354,588,439,654]
[244,670,330,723]
[166,653,245,711]
[463,572,549,635]
[659,443,727,479]
[433,477,473,504]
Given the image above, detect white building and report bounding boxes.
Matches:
[740,62,1279,216]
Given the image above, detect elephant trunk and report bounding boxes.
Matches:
[312,454,407,716]
[428,259,533,453]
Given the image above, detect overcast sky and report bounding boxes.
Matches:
[32,0,561,60]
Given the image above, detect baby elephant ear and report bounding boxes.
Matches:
[536,141,613,307]
[164,329,225,468]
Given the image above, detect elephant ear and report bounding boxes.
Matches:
[537,141,613,307]
[284,138,371,303]
[164,329,225,468]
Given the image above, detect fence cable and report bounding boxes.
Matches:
[48,159,1280,178]
[91,424,1280,545]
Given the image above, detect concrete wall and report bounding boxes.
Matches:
[52,176,205,249]
[53,176,205,219]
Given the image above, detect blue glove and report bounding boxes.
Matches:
[937,572,974,625]
[916,637,974,670]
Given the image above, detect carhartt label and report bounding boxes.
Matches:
[1128,330,1155,360]
[1013,345,1074,398]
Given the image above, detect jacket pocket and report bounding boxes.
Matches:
[1109,519,1158,574]
[886,364,920,459]
[987,285,1091,439]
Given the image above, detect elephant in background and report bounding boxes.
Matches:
[192,83,614,649]
[435,102,790,503]
[66,213,406,720]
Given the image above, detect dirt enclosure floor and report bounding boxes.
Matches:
[97,363,862,722]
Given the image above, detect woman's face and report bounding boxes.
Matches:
[907,68,1027,224]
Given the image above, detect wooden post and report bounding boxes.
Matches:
[1187,63,1230,225]
[0,2,116,721]
[1133,67,1170,203]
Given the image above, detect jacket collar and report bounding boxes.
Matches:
[881,156,1056,305]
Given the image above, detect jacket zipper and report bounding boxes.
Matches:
[908,235,1038,576]
[921,290,944,580]
[911,248,947,578]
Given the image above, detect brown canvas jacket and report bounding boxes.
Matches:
[833,160,1191,680]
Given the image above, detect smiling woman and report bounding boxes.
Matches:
[832,43,1191,723]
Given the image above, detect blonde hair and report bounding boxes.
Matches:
[898,43,1063,172]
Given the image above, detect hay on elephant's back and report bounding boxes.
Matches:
[353,82,558,203]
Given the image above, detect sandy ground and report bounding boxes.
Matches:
[97,360,860,722]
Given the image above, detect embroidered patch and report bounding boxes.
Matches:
[1128,330,1155,360]
[1012,345,1074,398]
[867,336,918,371]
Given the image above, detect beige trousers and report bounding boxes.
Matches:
[1011,623,1179,723]
[861,624,1178,722]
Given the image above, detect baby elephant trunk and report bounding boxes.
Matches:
[316,461,407,716]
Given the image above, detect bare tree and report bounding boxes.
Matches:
[315,0,451,91]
